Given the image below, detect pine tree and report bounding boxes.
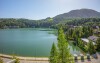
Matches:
[50,43,58,63]
[88,41,96,54]
[78,38,84,48]
[58,27,74,63]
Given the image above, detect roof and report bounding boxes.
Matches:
[88,36,98,42]
[81,38,96,45]
[96,26,99,29]
[80,54,83,56]
[74,54,78,56]
[81,38,89,43]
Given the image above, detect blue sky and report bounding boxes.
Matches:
[0,0,100,20]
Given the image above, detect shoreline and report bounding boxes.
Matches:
[0,54,49,61]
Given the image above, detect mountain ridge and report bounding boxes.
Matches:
[53,9,100,20]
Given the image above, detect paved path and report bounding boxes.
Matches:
[0,54,49,63]
[1,53,100,63]
[2,58,49,63]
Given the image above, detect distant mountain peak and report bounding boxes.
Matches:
[54,9,100,20]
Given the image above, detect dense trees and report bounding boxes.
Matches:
[66,25,98,54]
[66,26,93,41]
[0,18,54,28]
[66,18,100,26]
[96,38,100,52]
[87,41,96,54]
[77,38,84,48]
[50,43,58,63]
[77,38,96,54]
[0,18,100,29]
[82,26,93,37]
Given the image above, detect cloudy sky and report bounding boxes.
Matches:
[0,0,100,20]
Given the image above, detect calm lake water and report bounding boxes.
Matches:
[0,28,82,57]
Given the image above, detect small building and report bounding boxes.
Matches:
[96,26,99,30]
[93,26,99,30]
[81,38,96,45]
[88,36,98,42]
[81,38,89,45]
[73,26,82,28]
[93,26,100,36]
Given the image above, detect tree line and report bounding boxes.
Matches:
[65,25,100,54]
[0,18,100,29]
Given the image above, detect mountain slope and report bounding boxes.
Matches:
[54,9,100,20]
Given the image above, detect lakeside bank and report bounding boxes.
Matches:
[0,53,95,61]
[0,54,49,61]
[1,53,100,63]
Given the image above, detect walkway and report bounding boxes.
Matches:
[0,53,100,63]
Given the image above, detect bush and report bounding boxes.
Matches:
[0,57,3,63]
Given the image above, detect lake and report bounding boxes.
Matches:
[0,28,82,57]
